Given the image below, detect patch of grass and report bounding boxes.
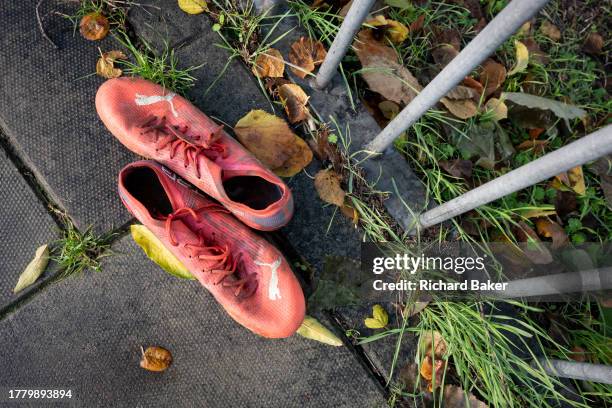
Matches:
[114,30,200,96]
[53,217,115,278]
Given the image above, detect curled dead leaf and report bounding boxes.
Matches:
[354,30,422,104]
[479,60,506,97]
[140,346,172,372]
[583,32,603,55]
[296,315,343,346]
[278,83,310,123]
[484,97,508,121]
[517,139,548,154]
[462,76,484,96]
[314,169,346,207]
[13,244,49,293]
[439,159,473,179]
[340,204,359,225]
[553,166,585,195]
[420,355,446,391]
[288,37,327,78]
[507,40,529,76]
[535,218,569,249]
[96,50,127,79]
[234,110,312,177]
[80,13,110,41]
[252,48,285,78]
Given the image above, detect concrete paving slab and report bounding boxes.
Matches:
[0,150,57,309]
[0,236,385,407]
[0,1,137,232]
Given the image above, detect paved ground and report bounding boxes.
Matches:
[0,0,420,405]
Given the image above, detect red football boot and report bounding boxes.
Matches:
[118,160,305,338]
[97,77,293,231]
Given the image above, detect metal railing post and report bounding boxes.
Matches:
[419,125,612,228]
[537,360,612,384]
[313,0,376,89]
[365,0,549,154]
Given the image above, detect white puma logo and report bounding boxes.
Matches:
[255,258,282,300]
[135,93,178,117]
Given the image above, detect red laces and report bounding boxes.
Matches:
[164,206,257,298]
[139,116,228,179]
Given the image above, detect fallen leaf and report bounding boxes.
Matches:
[131,225,194,279]
[96,50,127,79]
[439,159,473,179]
[296,315,343,346]
[366,15,409,44]
[462,76,484,96]
[535,218,569,249]
[479,60,507,96]
[314,169,346,207]
[540,20,561,41]
[278,83,310,123]
[441,97,478,119]
[583,32,603,55]
[420,330,447,358]
[364,304,389,329]
[178,0,208,14]
[553,166,586,195]
[409,14,426,32]
[420,355,446,391]
[252,48,285,78]
[432,44,459,68]
[529,128,545,139]
[515,221,553,265]
[140,346,172,372]
[446,85,479,101]
[378,100,400,120]
[508,40,529,76]
[517,139,548,154]
[452,121,514,169]
[340,204,359,225]
[288,37,327,78]
[79,13,109,41]
[523,37,549,65]
[503,92,587,123]
[234,110,312,177]
[484,97,508,121]
[443,384,489,408]
[13,244,49,293]
[354,30,422,104]
[554,190,578,218]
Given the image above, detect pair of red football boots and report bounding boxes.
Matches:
[96,77,305,338]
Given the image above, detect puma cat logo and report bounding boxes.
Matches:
[135,93,178,117]
[255,258,282,300]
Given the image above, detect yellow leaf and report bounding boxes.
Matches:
[314,169,346,207]
[508,40,529,76]
[366,15,409,44]
[13,244,49,293]
[365,304,388,329]
[484,97,508,121]
[553,166,586,195]
[178,0,208,14]
[234,110,312,177]
[251,48,285,78]
[131,224,194,280]
[140,346,173,372]
[296,316,343,346]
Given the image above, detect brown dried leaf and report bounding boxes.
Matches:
[535,218,569,249]
[96,50,127,79]
[340,204,359,225]
[354,30,422,104]
[439,159,473,179]
[80,13,109,41]
[409,14,425,33]
[432,44,459,68]
[462,76,484,96]
[479,60,506,97]
[517,139,548,154]
[523,37,549,65]
[440,97,478,119]
[583,33,603,55]
[540,20,561,42]
[446,85,478,100]
[314,169,346,207]
[553,166,586,195]
[252,48,285,78]
[234,110,312,176]
[278,83,310,123]
[420,355,446,391]
[288,37,327,78]
[140,346,172,372]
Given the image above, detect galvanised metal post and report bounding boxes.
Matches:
[537,360,612,384]
[418,125,612,228]
[313,0,376,89]
[365,0,550,154]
